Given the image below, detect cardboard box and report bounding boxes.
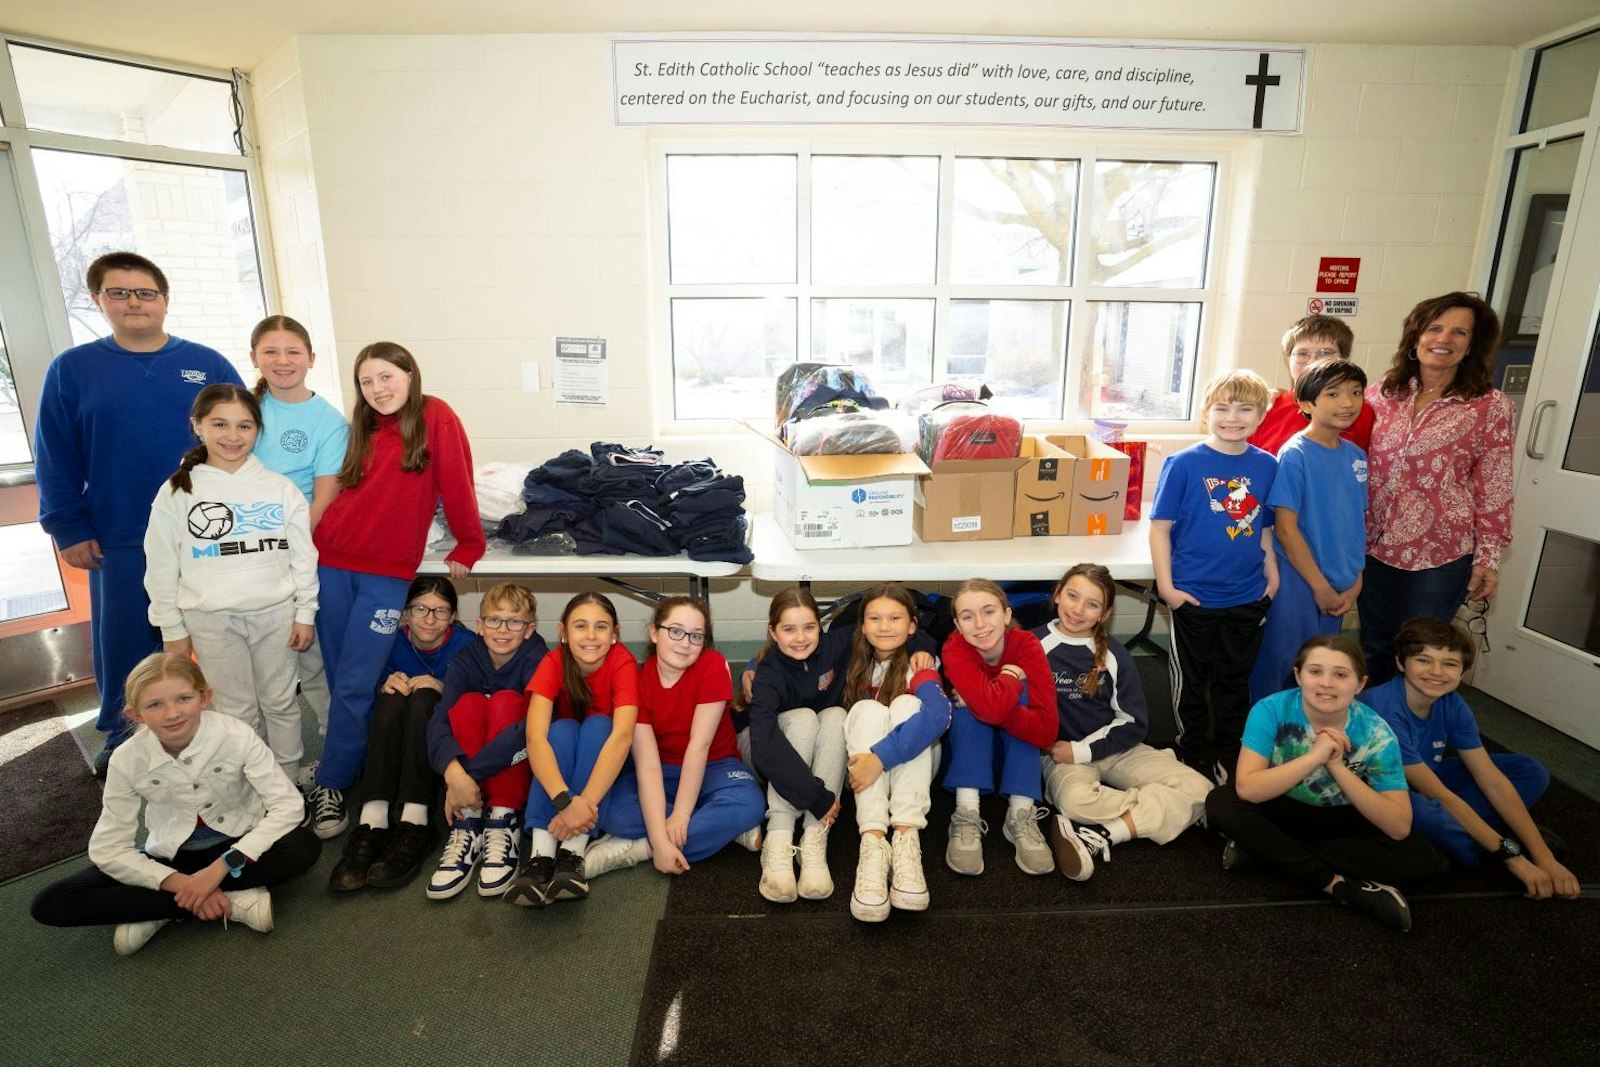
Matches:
[772,448,928,549]
[913,457,1028,542]
[1013,436,1077,537]
[1047,435,1132,536]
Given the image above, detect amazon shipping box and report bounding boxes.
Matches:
[1012,436,1076,537]
[1045,435,1132,536]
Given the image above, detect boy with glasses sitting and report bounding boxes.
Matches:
[423,584,551,899]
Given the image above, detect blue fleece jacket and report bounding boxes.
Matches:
[34,335,242,549]
[386,623,479,682]
[425,636,550,780]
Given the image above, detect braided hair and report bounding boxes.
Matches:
[1053,563,1116,698]
[169,384,262,493]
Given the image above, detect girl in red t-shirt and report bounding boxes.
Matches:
[582,597,765,879]
[502,593,638,908]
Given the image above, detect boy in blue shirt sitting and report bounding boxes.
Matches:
[1365,617,1578,900]
[1150,368,1279,782]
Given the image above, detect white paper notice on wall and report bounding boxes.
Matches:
[554,337,608,407]
[611,35,1305,133]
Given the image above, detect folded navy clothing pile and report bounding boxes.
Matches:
[493,442,752,564]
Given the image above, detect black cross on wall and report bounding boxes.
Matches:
[1244,53,1282,130]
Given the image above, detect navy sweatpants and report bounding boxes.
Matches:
[313,566,409,790]
[89,543,162,740]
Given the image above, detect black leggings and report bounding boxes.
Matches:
[31,826,322,927]
[357,688,443,811]
[1206,784,1447,890]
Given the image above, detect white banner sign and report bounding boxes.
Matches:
[612,36,1304,133]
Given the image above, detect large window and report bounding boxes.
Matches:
[662,149,1217,423]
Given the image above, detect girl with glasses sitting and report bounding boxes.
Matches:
[328,575,478,892]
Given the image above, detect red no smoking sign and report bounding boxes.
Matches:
[1317,257,1360,292]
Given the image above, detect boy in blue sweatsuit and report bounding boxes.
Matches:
[33,252,243,771]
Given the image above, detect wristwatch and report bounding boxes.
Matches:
[221,847,249,879]
[1494,837,1524,861]
[551,790,573,813]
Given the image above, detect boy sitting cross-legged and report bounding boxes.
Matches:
[1364,617,1579,901]
[423,584,550,899]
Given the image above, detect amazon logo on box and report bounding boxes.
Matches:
[1011,434,1132,537]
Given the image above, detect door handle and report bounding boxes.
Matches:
[1525,399,1557,460]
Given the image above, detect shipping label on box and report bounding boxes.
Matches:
[772,448,924,549]
[1013,436,1076,537]
[1047,435,1131,536]
[913,457,1026,543]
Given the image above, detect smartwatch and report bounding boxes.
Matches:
[221,847,249,879]
[1494,837,1524,861]
[551,790,573,813]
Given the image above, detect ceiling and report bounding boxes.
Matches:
[3,1,1598,72]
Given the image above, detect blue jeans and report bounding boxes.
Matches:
[1411,752,1549,867]
[1357,554,1473,686]
[942,703,1043,801]
[603,757,765,862]
[313,566,409,790]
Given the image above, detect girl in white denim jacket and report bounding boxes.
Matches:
[30,654,321,955]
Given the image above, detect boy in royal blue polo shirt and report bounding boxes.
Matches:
[34,252,243,773]
[1151,369,1279,782]
[1365,617,1578,900]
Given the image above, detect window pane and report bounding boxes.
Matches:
[1492,137,1580,343]
[812,156,938,284]
[1523,30,1600,132]
[667,155,796,284]
[0,318,29,464]
[9,45,238,154]
[1088,161,1215,288]
[0,523,69,622]
[949,299,1066,418]
[1079,301,1200,420]
[32,149,265,370]
[809,298,934,400]
[1522,530,1600,655]
[951,158,1077,285]
[671,298,796,419]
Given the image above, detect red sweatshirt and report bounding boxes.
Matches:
[314,396,485,579]
[940,628,1057,749]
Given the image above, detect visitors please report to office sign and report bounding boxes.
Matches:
[611,36,1305,133]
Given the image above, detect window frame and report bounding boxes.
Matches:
[0,30,276,465]
[649,132,1238,436]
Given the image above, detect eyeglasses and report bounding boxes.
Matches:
[97,287,164,302]
[406,605,454,621]
[661,624,707,646]
[1289,347,1340,363]
[1464,599,1490,655]
[480,616,530,633]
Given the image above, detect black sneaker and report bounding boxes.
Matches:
[503,853,555,908]
[365,822,434,889]
[1334,878,1412,932]
[328,824,390,892]
[1220,838,1249,871]
[545,849,589,901]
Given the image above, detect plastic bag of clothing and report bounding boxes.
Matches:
[775,363,887,429]
[786,410,918,456]
[916,403,1022,463]
[899,381,992,417]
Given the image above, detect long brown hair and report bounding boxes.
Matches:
[338,342,430,488]
[248,314,314,400]
[557,592,620,720]
[1054,563,1116,698]
[1381,292,1500,400]
[842,583,918,707]
[169,384,263,493]
[735,587,821,711]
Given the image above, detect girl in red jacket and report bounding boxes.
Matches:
[940,580,1063,879]
[303,343,485,840]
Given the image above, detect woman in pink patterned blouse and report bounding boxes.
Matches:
[1357,292,1514,687]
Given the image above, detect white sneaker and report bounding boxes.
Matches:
[889,830,929,911]
[758,829,799,904]
[427,820,484,901]
[796,823,833,900]
[735,824,763,852]
[584,835,652,879]
[113,918,170,956]
[223,888,274,934]
[1003,806,1056,876]
[851,834,892,922]
[476,813,519,897]
[945,808,986,876]
[307,785,348,840]
[1047,814,1095,882]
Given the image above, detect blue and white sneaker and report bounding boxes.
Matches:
[426,817,484,901]
[476,812,520,897]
